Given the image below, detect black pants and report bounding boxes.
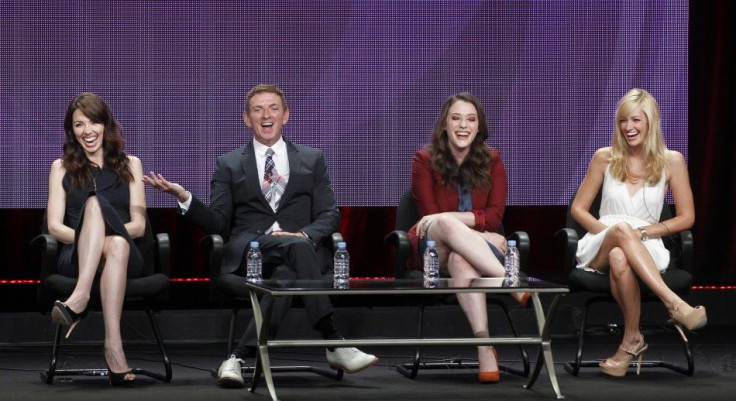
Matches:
[236,235,334,351]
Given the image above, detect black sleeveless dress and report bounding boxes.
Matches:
[57,166,144,278]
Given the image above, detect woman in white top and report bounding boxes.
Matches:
[571,88,706,377]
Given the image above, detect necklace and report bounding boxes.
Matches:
[88,166,101,191]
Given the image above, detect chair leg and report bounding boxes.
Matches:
[227,308,239,357]
[498,302,530,377]
[667,323,695,376]
[397,302,425,379]
[209,304,343,385]
[123,309,173,383]
[41,324,63,384]
[144,308,173,382]
[563,298,695,376]
[564,304,588,376]
[41,309,173,384]
[398,300,531,379]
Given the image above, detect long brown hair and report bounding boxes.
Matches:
[609,88,667,185]
[428,92,493,190]
[62,92,132,189]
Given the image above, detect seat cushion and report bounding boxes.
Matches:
[41,273,169,304]
[568,267,693,295]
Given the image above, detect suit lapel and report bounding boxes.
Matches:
[240,141,271,209]
[277,140,299,209]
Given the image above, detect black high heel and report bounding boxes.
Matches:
[105,363,136,387]
[51,300,88,339]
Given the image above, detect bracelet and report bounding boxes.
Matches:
[637,227,648,241]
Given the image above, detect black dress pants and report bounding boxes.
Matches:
[236,235,333,351]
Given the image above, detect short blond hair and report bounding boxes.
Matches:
[244,84,288,112]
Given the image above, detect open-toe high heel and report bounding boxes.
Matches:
[478,346,500,383]
[105,362,136,387]
[599,338,648,377]
[669,301,707,331]
[51,300,88,339]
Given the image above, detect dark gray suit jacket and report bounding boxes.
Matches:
[184,138,341,274]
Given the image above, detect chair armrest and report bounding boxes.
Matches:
[331,232,344,248]
[384,230,412,279]
[30,234,58,280]
[199,234,224,280]
[155,233,171,276]
[554,228,579,280]
[508,231,530,271]
[679,229,694,273]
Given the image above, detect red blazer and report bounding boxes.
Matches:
[407,148,507,270]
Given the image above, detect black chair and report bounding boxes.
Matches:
[554,189,695,376]
[202,232,345,382]
[384,189,530,378]
[31,214,172,384]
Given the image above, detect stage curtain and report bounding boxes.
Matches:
[690,0,736,284]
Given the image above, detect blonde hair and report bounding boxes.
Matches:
[609,88,668,185]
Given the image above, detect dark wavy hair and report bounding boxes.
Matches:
[428,92,493,190]
[62,92,132,189]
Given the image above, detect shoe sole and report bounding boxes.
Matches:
[329,357,379,374]
[51,303,73,326]
[217,376,245,388]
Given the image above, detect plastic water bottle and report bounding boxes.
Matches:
[246,241,262,282]
[504,240,520,287]
[423,240,440,285]
[333,241,350,289]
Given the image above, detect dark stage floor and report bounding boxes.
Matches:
[1,324,735,401]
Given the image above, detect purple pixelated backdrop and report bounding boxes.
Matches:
[0,1,687,207]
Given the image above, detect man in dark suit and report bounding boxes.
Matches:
[143,84,378,387]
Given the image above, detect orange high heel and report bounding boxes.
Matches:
[599,338,648,377]
[478,347,500,383]
[517,292,531,308]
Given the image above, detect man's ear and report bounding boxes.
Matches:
[243,111,252,128]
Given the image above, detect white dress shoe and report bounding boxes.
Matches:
[216,355,245,388]
[326,347,379,373]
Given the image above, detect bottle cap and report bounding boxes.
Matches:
[250,241,259,248]
[507,240,516,247]
[426,240,436,247]
[337,241,347,249]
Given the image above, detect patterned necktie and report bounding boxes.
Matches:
[261,148,285,209]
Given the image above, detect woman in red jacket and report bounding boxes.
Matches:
[408,92,529,384]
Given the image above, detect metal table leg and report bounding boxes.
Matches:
[249,288,279,401]
[525,293,565,399]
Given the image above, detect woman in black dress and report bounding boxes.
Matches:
[46,92,146,386]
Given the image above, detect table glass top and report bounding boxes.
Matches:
[244,277,567,295]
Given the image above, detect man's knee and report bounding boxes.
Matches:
[285,238,318,259]
[271,264,298,280]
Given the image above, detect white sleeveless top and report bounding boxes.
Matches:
[575,165,670,272]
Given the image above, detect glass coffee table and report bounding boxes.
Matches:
[245,277,568,400]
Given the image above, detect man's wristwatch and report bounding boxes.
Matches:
[637,227,649,241]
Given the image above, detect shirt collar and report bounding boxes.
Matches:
[253,137,286,157]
